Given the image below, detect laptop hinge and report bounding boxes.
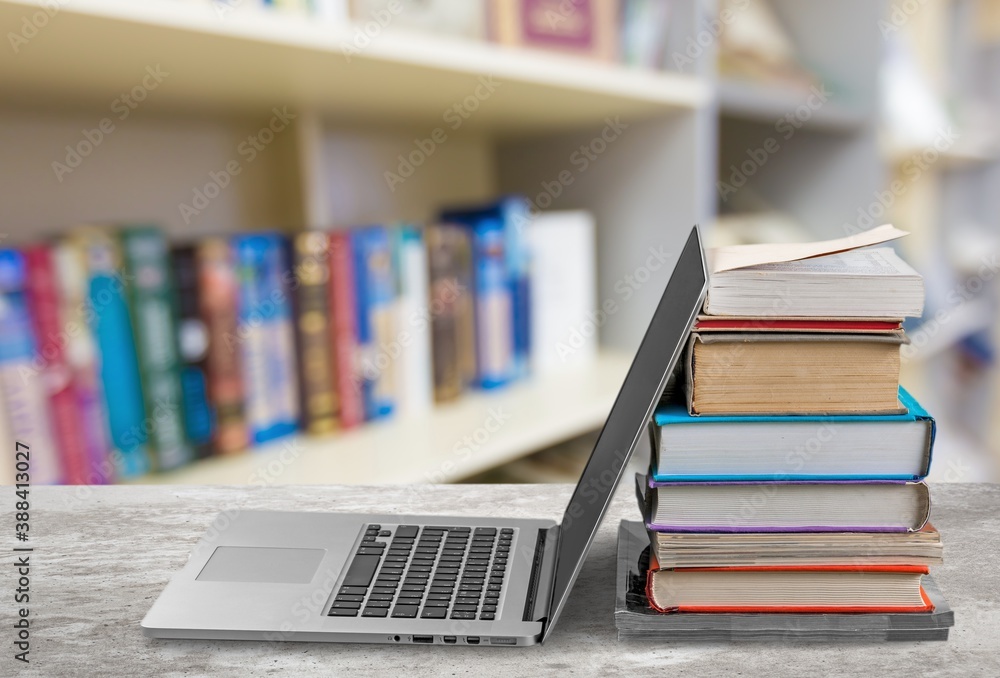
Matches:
[523,525,559,624]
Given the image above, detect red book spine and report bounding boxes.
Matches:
[329,231,363,429]
[23,245,89,484]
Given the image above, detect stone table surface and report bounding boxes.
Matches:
[5,483,999,677]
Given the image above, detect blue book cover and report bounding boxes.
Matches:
[441,200,525,389]
[652,386,936,482]
[352,226,396,420]
[77,232,152,478]
[233,234,299,445]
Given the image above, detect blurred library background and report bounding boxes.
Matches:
[0,0,998,486]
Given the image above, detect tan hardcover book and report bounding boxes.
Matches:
[293,232,338,435]
[685,332,906,415]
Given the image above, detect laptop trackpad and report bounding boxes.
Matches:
[197,547,325,584]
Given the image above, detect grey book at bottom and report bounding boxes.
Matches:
[615,520,955,642]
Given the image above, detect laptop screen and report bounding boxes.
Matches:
[543,226,707,641]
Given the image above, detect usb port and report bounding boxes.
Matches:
[443,636,457,644]
[466,636,480,645]
[412,635,433,644]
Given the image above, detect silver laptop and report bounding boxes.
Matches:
[142,226,707,646]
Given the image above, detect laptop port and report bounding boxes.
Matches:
[443,636,457,644]
[412,635,433,644]
[466,636,480,645]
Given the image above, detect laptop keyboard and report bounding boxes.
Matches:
[328,524,513,621]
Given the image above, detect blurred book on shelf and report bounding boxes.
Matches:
[0,198,601,484]
[717,0,818,89]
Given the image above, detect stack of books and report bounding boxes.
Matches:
[623,226,955,641]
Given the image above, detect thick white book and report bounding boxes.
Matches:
[527,210,597,375]
[705,247,925,317]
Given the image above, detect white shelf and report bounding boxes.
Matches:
[134,351,633,485]
[0,0,708,134]
[718,78,868,132]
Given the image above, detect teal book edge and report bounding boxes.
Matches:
[652,386,936,482]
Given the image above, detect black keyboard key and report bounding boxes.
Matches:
[485,591,500,599]
[487,584,502,592]
[423,599,449,607]
[413,554,436,561]
[482,604,497,612]
[376,573,400,581]
[331,600,362,609]
[380,568,404,576]
[426,593,452,601]
[370,541,387,548]
[362,535,375,543]
[480,612,495,620]
[368,524,381,531]
[372,587,396,596]
[474,527,496,536]
[329,608,358,617]
[440,555,463,563]
[432,573,456,581]
[421,607,447,619]
[489,577,504,585]
[392,604,419,618]
[362,607,388,617]
[451,526,471,532]
[398,590,423,599]
[335,594,365,603]
[385,555,409,563]
[429,587,454,595]
[368,594,394,602]
[342,554,381,587]
[366,600,390,608]
[402,584,426,592]
[395,525,419,539]
[451,611,476,620]
[496,546,510,554]
[415,548,439,555]
[405,572,430,580]
[500,528,513,534]
[340,586,368,596]
[455,597,480,606]
[453,604,478,612]
[378,529,391,537]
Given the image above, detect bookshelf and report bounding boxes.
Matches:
[0,0,713,483]
[136,350,633,485]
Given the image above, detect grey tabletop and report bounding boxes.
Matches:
[7,483,1000,677]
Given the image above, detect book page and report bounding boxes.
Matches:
[710,224,909,273]
[738,248,920,277]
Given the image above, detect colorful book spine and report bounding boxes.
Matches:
[426,224,469,402]
[120,227,193,471]
[233,233,299,445]
[441,207,515,389]
[392,225,434,416]
[171,244,214,459]
[52,240,113,483]
[328,230,364,429]
[293,232,337,434]
[77,228,151,478]
[197,238,248,454]
[23,244,90,484]
[501,196,532,380]
[352,226,396,420]
[0,249,62,484]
